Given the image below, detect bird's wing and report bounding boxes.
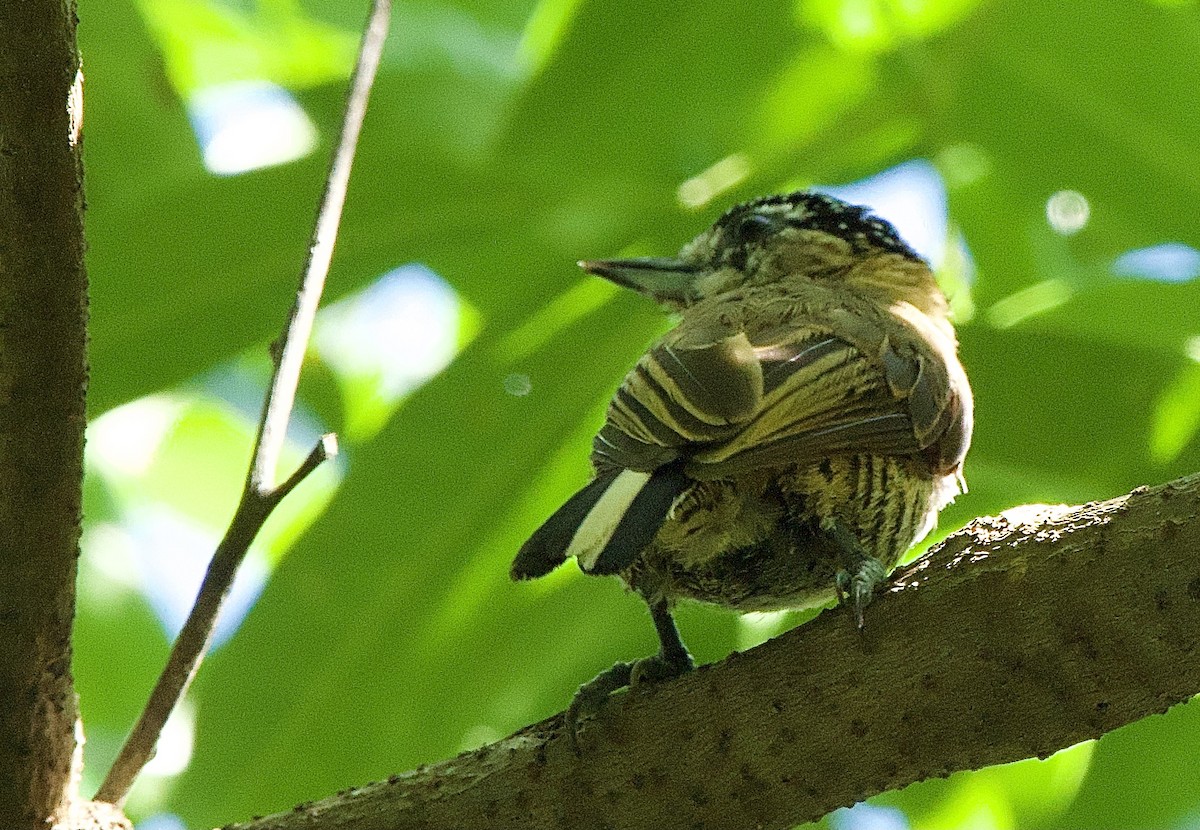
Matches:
[590,328,764,472]
[513,305,970,580]
[591,306,970,481]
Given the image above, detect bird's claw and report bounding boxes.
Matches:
[565,651,693,754]
[565,661,633,755]
[631,650,694,685]
[835,556,887,629]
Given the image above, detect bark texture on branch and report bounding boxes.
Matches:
[227,473,1200,830]
[0,0,88,828]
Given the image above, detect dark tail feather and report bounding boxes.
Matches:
[511,470,621,580]
[587,463,690,575]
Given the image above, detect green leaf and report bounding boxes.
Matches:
[1150,360,1200,464]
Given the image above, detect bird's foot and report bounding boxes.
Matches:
[631,649,694,685]
[825,517,888,629]
[835,556,887,629]
[565,660,633,754]
[565,650,693,754]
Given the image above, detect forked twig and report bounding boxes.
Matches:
[95,0,392,805]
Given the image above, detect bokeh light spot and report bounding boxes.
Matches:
[1046,190,1090,235]
[189,81,317,176]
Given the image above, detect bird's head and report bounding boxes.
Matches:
[582,192,948,320]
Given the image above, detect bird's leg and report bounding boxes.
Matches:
[825,518,887,628]
[565,598,694,752]
[631,598,695,683]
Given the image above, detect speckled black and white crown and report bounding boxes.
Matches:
[718,191,921,262]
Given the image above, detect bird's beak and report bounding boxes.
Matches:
[579,257,698,303]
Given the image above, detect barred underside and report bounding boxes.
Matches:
[633,453,945,611]
[791,453,942,563]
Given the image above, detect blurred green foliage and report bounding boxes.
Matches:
[71,0,1200,827]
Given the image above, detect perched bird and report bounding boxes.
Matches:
[511,191,972,743]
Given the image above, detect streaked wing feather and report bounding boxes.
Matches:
[592,331,763,470]
[650,333,762,423]
[593,311,962,479]
[759,335,847,392]
[688,413,919,478]
[592,426,678,472]
[873,303,972,473]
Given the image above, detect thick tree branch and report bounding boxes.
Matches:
[0,1,87,828]
[226,472,1200,830]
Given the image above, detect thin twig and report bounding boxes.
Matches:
[95,0,391,806]
[269,433,341,508]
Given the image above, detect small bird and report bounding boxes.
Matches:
[511,191,972,744]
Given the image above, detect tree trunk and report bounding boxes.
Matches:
[0,0,89,826]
